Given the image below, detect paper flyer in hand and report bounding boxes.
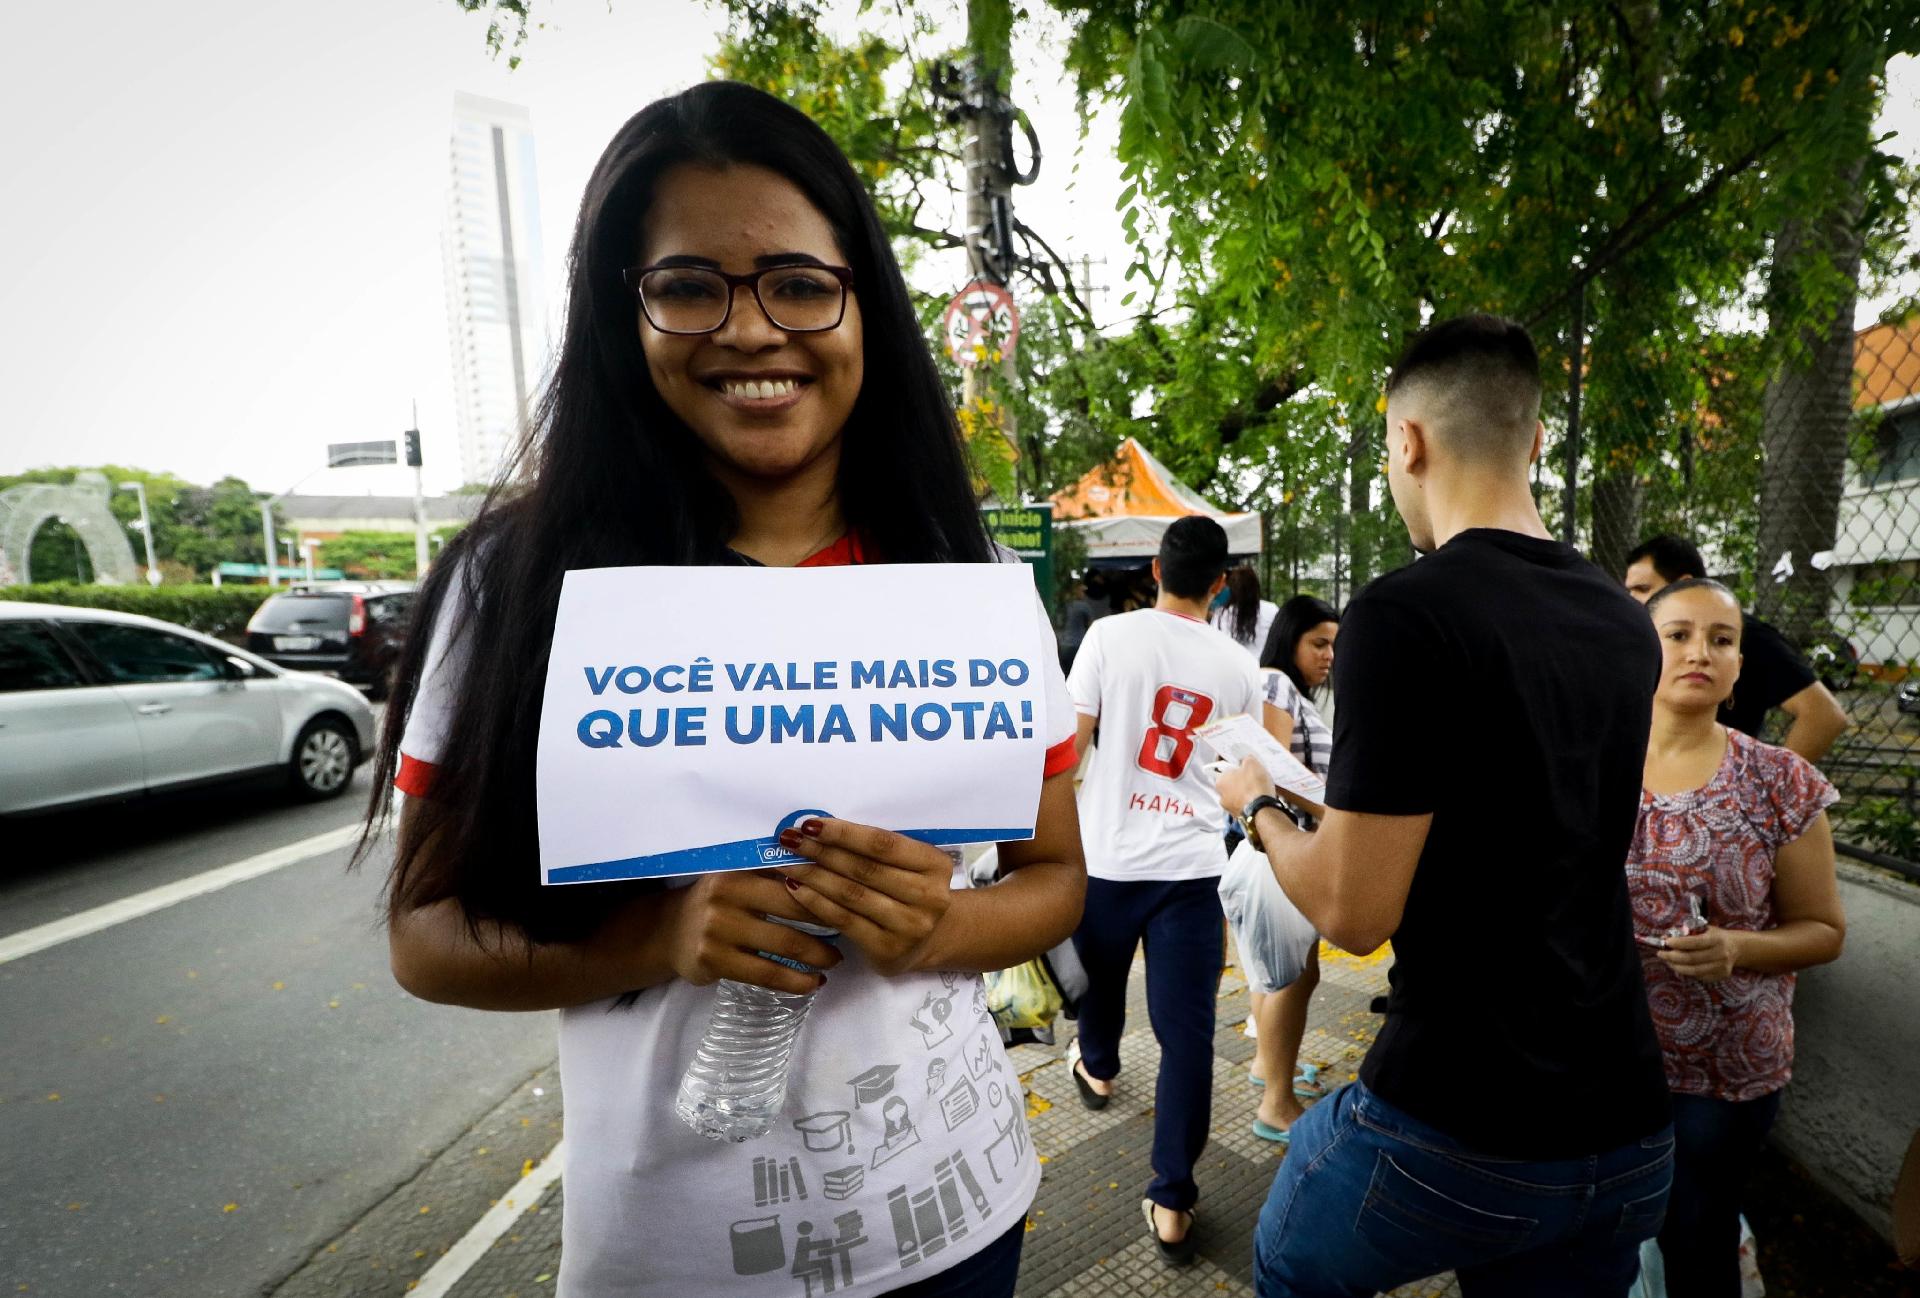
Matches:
[1194,713,1328,805]
[534,563,1051,884]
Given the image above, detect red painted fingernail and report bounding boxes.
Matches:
[801,819,824,837]
[779,829,803,850]
[784,876,801,891]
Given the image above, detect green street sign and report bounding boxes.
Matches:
[980,506,1053,612]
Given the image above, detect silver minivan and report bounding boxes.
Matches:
[0,601,378,816]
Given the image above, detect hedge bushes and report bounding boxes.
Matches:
[0,584,269,643]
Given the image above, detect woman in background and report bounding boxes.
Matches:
[1211,564,1277,659]
[1629,578,1845,1296]
[1243,595,1339,1143]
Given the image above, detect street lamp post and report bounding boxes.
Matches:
[118,481,161,587]
[302,539,317,584]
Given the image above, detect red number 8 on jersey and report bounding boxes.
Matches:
[1135,684,1215,779]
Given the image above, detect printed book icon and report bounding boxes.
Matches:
[728,1215,785,1275]
[822,1164,864,1201]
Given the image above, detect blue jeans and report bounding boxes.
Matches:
[1072,875,1225,1211]
[882,1218,1022,1297]
[1255,1082,1674,1297]
[1658,1090,1781,1297]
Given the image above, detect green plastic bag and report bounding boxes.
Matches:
[984,957,1065,1032]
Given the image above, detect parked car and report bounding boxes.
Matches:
[1899,679,1920,715]
[246,582,414,699]
[0,602,377,815]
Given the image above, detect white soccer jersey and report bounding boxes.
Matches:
[1068,608,1265,882]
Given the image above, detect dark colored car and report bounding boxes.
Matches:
[246,582,415,699]
[1899,679,1920,715]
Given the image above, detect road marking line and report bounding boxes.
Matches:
[412,1141,566,1298]
[0,823,363,966]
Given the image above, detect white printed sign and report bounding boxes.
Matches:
[1195,713,1328,806]
[535,564,1051,885]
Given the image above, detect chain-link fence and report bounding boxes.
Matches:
[1531,274,1920,875]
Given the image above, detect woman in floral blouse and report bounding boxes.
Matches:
[1629,578,1847,1297]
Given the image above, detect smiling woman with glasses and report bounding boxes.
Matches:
[364,81,1085,1298]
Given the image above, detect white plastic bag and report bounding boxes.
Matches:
[1629,1216,1765,1298]
[1217,838,1318,993]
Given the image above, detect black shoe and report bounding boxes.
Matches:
[1066,1041,1110,1110]
[1071,1060,1110,1111]
[1142,1199,1197,1266]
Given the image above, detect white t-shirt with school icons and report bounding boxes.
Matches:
[397,556,1079,1298]
[1067,608,1265,883]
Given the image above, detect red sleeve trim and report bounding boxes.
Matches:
[1043,737,1079,778]
[395,753,440,798]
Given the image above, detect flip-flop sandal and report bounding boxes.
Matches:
[1251,1119,1292,1145]
[1141,1198,1197,1266]
[1293,1064,1328,1100]
[1249,1072,1266,1087]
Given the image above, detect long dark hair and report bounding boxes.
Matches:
[363,82,992,940]
[1219,565,1262,646]
[1259,594,1341,698]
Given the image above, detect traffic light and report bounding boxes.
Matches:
[403,428,422,467]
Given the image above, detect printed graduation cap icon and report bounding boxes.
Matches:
[793,1110,853,1154]
[847,1064,899,1108]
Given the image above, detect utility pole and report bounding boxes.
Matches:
[260,502,278,588]
[937,0,1038,502]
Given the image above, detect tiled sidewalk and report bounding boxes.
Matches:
[444,941,1459,1297]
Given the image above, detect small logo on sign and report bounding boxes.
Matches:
[757,808,833,865]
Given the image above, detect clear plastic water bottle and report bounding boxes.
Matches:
[674,918,837,1142]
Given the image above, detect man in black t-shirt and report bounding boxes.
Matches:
[1219,316,1674,1298]
[1624,533,1849,762]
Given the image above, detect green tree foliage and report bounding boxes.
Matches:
[318,526,466,579]
[456,1,1916,601]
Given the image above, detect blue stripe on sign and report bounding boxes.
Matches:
[545,826,1035,885]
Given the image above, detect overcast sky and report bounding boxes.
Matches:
[2,3,1912,500]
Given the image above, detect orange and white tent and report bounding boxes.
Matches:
[1050,436,1262,559]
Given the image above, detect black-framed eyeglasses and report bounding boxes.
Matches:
[621,263,856,335]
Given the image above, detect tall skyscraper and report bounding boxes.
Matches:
[442,92,546,487]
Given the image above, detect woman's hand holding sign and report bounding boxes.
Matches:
[778,818,954,976]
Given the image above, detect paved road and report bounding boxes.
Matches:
[0,770,558,1297]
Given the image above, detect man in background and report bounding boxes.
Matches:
[1066,514,1263,1267]
[1222,315,1674,1296]
[1624,534,1849,762]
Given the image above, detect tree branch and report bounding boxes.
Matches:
[1217,370,1309,444]
[1013,219,1096,329]
[1525,128,1789,326]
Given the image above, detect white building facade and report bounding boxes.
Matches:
[1827,318,1920,670]
[442,92,546,488]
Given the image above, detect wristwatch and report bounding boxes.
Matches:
[1240,794,1288,851]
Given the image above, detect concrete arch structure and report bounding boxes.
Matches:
[0,473,139,585]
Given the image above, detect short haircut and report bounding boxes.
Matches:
[1626,534,1706,583]
[1384,314,1542,461]
[1645,577,1743,639]
[1157,515,1230,599]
